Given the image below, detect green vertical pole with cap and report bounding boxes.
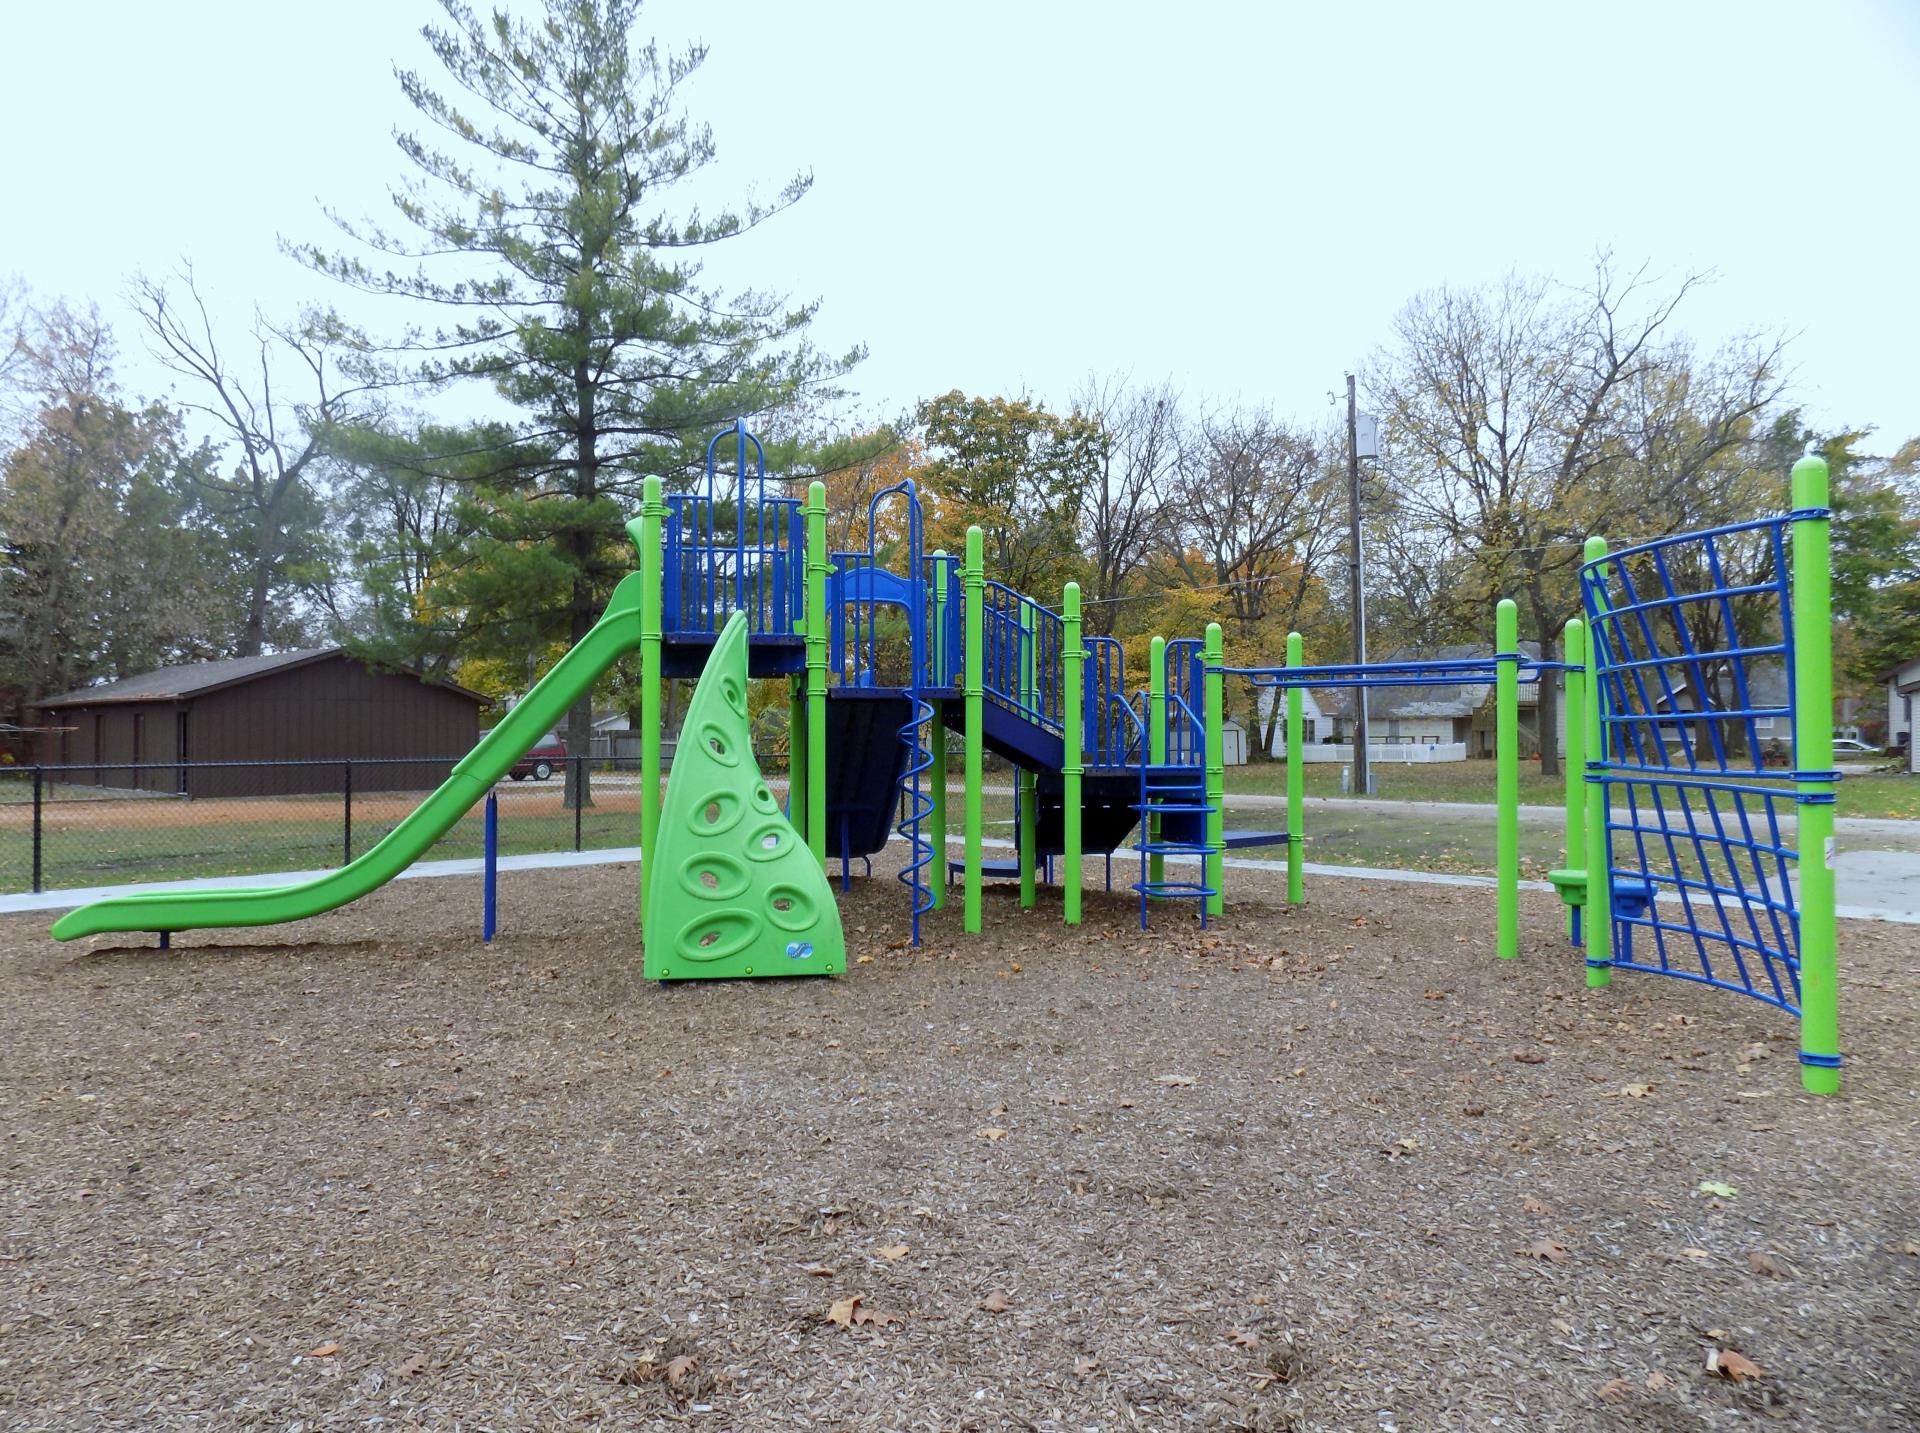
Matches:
[1583,537,1613,989]
[1204,622,1225,918]
[929,550,949,910]
[804,480,829,865]
[1063,582,1084,924]
[1561,618,1587,941]
[1791,454,1841,1094]
[1018,604,1038,908]
[1148,636,1166,891]
[1286,630,1304,906]
[638,475,665,925]
[963,527,985,934]
[1496,598,1519,959]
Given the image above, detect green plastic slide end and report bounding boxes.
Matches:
[642,612,845,980]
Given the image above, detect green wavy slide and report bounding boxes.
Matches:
[50,572,648,942]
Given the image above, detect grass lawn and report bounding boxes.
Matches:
[1223,756,1920,820]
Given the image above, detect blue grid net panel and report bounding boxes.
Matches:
[1582,517,1806,1013]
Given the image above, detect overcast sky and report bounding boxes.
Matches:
[4,0,1916,448]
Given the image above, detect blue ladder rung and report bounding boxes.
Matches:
[1133,802,1214,814]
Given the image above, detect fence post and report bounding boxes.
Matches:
[31,766,44,895]
[342,760,353,865]
[1495,599,1519,959]
[1285,633,1303,906]
[1790,454,1841,1095]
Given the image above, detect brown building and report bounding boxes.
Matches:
[35,648,488,798]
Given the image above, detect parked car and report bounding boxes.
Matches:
[1831,738,1880,757]
[509,732,567,781]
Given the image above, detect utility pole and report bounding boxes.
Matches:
[1346,373,1370,796]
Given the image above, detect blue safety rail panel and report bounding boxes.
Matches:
[982,582,1066,733]
[1083,636,1140,767]
[1165,638,1207,766]
[928,553,962,688]
[1581,516,1810,1013]
[662,420,804,637]
[1231,656,1552,689]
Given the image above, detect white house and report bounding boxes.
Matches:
[1885,656,1920,757]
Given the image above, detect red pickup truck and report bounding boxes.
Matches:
[508,732,567,781]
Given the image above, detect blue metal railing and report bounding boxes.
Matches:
[981,582,1065,733]
[662,420,804,638]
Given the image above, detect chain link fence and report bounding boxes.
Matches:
[0,754,758,895]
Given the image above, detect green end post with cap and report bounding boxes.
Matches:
[1582,536,1613,989]
[962,526,984,933]
[1063,581,1084,925]
[1548,617,1588,942]
[1204,622,1225,917]
[1495,599,1519,959]
[804,480,829,865]
[1285,631,1304,905]
[1791,454,1841,1094]
[638,475,666,924]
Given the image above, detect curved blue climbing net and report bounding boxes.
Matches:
[1581,516,1816,1013]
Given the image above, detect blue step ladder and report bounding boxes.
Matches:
[1132,762,1217,929]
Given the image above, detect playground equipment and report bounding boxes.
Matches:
[45,423,1840,1090]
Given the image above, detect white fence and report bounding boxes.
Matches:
[1272,741,1468,764]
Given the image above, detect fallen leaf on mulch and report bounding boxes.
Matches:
[827,1295,901,1329]
[1680,1247,1711,1260]
[1706,1348,1765,1383]
[1228,1329,1261,1348]
[1646,1371,1673,1391]
[394,1354,427,1378]
[1899,1239,1920,1256]
[979,1289,1012,1313]
[1521,1194,1551,1215]
[801,1262,835,1277]
[1523,1238,1570,1263]
[1156,1074,1196,1087]
[1747,1251,1788,1278]
[975,1127,1007,1141]
[877,1244,909,1260]
[309,1342,340,1358]
[1513,1050,1547,1064]
[616,1359,655,1386]
[1618,1082,1655,1098]
[1697,1181,1738,1198]
[1598,1377,1635,1403]
[1074,1356,1100,1376]
[664,1355,697,1390]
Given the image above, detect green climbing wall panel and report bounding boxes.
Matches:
[642,612,846,980]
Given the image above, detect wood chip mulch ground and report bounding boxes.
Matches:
[3,856,1917,1431]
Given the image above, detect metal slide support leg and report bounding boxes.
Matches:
[1148,636,1166,892]
[1204,623,1225,918]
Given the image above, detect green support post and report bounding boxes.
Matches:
[1019,606,1038,908]
[1495,598,1519,959]
[1063,582,1084,925]
[1791,455,1841,1094]
[963,527,985,934]
[929,550,949,911]
[1148,635,1166,892]
[804,481,829,865]
[638,475,665,924]
[1285,631,1304,906]
[1204,622,1225,918]
[787,675,806,842]
[1583,537,1613,989]
[1560,618,1587,939]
